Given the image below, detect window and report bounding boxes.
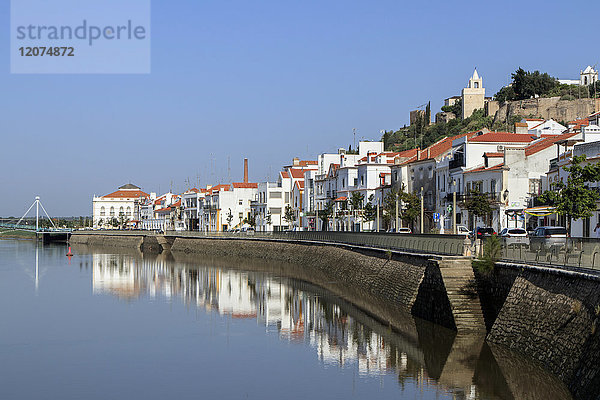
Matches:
[239,200,243,205]
[100,206,105,216]
[126,207,131,216]
[110,207,115,217]
[529,179,542,195]
[490,179,496,194]
[239,213,243,219]
[119,206,124,216]
[474,82,479,88]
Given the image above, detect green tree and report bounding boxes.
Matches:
[494,85,516,102]
[349,192,364,230]
[539,155,600,233]
[318,201,333,231]
[399,190,420,227]
[363,195,377,230]
[441,98,462,117]
[496,68,558,101]
[226,208,234,228]
[424,101,431,126]
[243,212,256,228]
[464,190,492,226]
[118,213,129,229]
[283,204,295,227]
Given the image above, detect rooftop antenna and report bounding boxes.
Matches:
[227,156,231,183]
[353,128,356,152]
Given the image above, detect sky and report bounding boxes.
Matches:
[0,0,596,217]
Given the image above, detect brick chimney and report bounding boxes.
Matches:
[243,158,248,183]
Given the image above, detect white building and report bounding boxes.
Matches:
[527,119,567,137]
[200,183,258,232]
[558,65,598,86]
[92,184,148,228]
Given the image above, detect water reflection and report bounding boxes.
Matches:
[81,245,571,400]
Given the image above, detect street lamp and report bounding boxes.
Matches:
[452,178,457,234]
[395,190,399,232]
[420,187,424,234]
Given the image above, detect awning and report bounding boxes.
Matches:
[524,206,557,217]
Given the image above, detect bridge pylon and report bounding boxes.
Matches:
[14,196,57,232]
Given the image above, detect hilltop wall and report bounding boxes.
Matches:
[493,97,599,123]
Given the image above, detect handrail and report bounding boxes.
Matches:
[169,231,468,256]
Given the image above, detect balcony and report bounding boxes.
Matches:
[449,153,465,170]
[445,192,501,203]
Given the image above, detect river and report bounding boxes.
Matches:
[0,239,572,399]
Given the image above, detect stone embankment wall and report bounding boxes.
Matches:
[70,233,482,335]
[70,233,144,249]
[493,97,599,124]
[172,237,430,323]
[477,263,600,399]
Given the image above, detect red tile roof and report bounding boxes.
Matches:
[334,196,347,202]
[231,182,258,189]
[484,152,504,158]
[464,164,505,174]
[568,118,589,130]
[208,184,230,194]
[289,169,305,179]
[295,181,305,190]
[103,189,149,199]
[280,171,289,179]
[524,132,578,156]
[298,160,318,166]
[468,132,535,143]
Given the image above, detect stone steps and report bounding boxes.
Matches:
[438,259,486,333]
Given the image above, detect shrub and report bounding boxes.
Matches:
[473,234,501,275]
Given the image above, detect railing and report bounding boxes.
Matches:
[449,153,465,170]
[491,237,600,271]
[0,223,71,232]
[171,231,468,256]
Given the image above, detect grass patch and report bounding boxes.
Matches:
[0,229,36,240]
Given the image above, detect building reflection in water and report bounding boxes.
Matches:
[89,250,572,400]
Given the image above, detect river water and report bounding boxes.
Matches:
[0,239,573,399]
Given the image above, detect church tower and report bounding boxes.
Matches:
[461,69,485,119]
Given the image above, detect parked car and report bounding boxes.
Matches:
[242,227,255,235]
[456,225,470,235]
[530,226,568,251]
[470,227,496,239]
[499,228,530,247]
[397,227,412,234]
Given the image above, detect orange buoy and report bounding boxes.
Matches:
[66,246,73,256]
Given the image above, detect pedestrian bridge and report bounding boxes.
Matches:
[1,196,72,235]
[0,222,71,233]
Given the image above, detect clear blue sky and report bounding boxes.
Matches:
[0,0,595,216]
